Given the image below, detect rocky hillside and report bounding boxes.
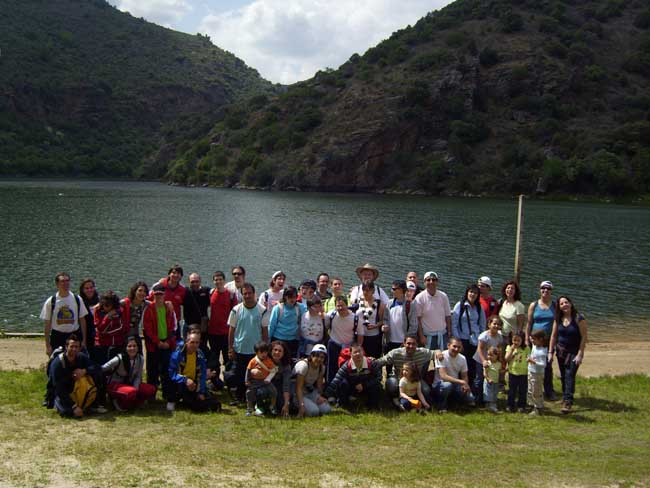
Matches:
[167,0,650,196]
[0,0,274,177]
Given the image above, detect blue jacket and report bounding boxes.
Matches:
[269,302,306,341]
[169,343,208,395]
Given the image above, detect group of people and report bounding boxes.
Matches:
[40,263,588,418]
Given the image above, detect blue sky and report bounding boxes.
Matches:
[109,0,453,84]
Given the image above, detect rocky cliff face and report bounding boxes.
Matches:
[169,0,650,197]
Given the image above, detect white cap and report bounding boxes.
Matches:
[271,270,285,280]
[423,271,439,280]
[478,276,492,288]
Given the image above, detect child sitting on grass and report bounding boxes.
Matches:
[505,331,529,413]
[245,341,278,416]
[399,361,430,414]
[483,346,502,413]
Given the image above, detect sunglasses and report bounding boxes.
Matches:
[232,272,243,276]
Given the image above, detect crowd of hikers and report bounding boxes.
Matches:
[40,263,588,419]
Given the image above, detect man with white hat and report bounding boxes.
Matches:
[413,271,451,349]
[349,263,389,306]
[478,276,499,320]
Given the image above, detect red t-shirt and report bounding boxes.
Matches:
[480,295,499,321]
[209,289,238,335]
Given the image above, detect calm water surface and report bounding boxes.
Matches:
[1,180,649,340]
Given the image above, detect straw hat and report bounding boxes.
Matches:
[355,263,379,280]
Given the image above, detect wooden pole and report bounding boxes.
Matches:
[514,194,524,284]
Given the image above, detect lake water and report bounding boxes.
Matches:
[1,179,649,341]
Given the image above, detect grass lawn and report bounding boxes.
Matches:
[0,371,648,487]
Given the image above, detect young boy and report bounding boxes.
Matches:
[527,329,548,416]
[245,341,278,416]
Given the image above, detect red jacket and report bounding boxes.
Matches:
[148,277,186,321]
[209,288,238,335]
[94,306,129,347]
[142,302,177,352]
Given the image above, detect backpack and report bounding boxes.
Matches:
[338,347,352,368]
[50,294,82,323]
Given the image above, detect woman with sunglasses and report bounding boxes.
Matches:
[526,280,557,400]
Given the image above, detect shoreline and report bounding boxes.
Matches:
[1,337,648,378]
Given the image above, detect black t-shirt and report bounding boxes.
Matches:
[183,286,210,325]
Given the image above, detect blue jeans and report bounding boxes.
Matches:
[557,350,580,404]
[483,380,498,403]
[433,380,475,410]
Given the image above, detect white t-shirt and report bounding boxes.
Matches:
[414,289,451,334]
[258,288,283,311]
[224,281,243,302]
[387,301,409,343]
[293,358,324,390]
[472,330,504,363]
[327,312,356,346]
[300,312,324,353]
[434,350,468,382]
[40,292,89,333]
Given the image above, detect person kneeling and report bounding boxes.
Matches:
[324,343,382,410]
[293,344,331,417]
[168,331,220,412]
[432,336,476,413]
[102,335,156,411]
[50,334,101,418]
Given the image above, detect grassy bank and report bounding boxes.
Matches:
[0,371,648,487]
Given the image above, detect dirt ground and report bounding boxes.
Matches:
[0,337,648,377]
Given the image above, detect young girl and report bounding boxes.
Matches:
[505,331,530,412]
[483,347,501,413]
[472,315,504,404]
[399,361,430,414]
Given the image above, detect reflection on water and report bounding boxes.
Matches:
[1,179,649,340]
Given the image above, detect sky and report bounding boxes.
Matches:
[109,0,453,84]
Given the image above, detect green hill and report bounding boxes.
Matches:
[0,0,274,177]
[167,0,650,196]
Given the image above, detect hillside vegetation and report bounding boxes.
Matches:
[167,0,650,196]
[0,0,274,177]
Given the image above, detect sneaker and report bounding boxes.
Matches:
[166,402,175,412]
[245,410,252,417]
[269,407,278,416]
[419,408,427,415]
[487,404,500,414]
[529,408,542,416]
[254,407,265,417]
[561,402,572,414]
[517,407,527,413]
[327,396,337,404]
[229,399,240,407]
[505,406,515,413]
[90,405,108,414]
[112,398,126,412]
[438,409,448,414]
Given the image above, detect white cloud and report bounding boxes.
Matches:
[112,0,193,27]
[199,0,452,84]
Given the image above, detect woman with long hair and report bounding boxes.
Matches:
[549,296,588,414]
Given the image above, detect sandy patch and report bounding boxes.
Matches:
[0,337,648,377]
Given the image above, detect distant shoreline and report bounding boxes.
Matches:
[1,177,649,205]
